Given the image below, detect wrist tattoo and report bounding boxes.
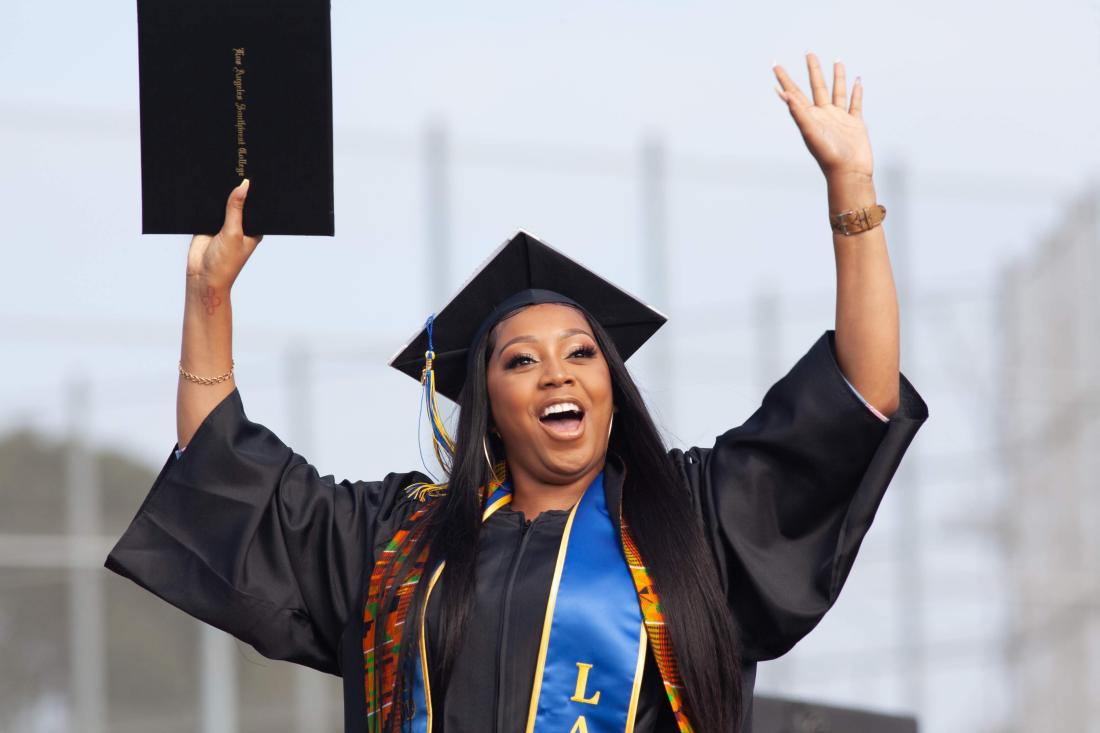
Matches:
[200,285,223,316]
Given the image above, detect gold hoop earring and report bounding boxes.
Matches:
[482,434,497,478]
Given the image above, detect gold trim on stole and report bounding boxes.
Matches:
[524,500,582,733]
[624,622,649,732]
[482,494,513,521]
[418,563,445,732]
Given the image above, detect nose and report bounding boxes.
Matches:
[539,356,574,388]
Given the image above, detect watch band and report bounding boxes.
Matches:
[830,203,887,236]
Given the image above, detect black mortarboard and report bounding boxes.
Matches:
[136,0,334,236]
[389,231,668,404]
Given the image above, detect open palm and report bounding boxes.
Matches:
[773,53,874,181]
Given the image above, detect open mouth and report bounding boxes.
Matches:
[538,401,586,437]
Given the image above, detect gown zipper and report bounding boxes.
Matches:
[494,514,538,733]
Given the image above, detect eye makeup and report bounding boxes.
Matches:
[501,343,598,370]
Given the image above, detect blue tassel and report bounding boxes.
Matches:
[405,314,456,501]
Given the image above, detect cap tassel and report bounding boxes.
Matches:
[405,315,456,502]
[422,315,456,468]
[404,315,510,504]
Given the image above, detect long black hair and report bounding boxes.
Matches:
[377,304,743,731]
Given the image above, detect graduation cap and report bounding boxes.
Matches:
[389,231,667,476]
[390,230,667,400]
[136,0,334,236]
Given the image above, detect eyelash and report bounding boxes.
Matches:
[504,344,597,370]
[571,344,597,359]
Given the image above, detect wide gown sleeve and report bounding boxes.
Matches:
[669,329,928,662]
[103,388,425,676]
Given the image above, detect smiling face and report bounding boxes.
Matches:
[485,302,614,487]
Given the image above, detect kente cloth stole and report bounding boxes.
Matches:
[362,473,694,733]
[362,503,432,733]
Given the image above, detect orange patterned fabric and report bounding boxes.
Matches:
[362,504,432,733]
[621,515,694,733]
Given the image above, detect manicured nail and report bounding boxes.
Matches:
[774,86,787,100]
[239,178,250,190]
[834,58,842,65]
[771,59,778,68]
[855,76,862,85]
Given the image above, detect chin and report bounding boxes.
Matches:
[537,446,602,479]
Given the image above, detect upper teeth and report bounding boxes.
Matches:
[541,402,581,418]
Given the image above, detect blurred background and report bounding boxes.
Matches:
[2,1,1099,731]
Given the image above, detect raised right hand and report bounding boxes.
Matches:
[187,179,264,289]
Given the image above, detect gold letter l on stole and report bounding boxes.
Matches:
[570,662,601,705]
[569,662,600,733]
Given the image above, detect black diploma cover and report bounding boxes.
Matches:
[136,0,334,236]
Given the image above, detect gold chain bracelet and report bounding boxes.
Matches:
[179,360,235,385]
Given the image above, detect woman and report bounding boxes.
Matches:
[106,53,928,732]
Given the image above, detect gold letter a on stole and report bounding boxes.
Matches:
[568,716,589,733]
[570,662,601,705]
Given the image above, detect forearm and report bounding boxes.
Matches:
[827,172,900,417]
[177,275,235,448]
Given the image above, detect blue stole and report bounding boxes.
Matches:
[411,471,649,732]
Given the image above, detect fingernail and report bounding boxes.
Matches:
[855,76,862,85]
[834,58,842,65]
[239,178,250,191]
[771,59,778,68]
[774,86,786,100]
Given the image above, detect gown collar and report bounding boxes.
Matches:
[491,451,628,534]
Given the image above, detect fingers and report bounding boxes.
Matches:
[805,52,829,106]
[832,60,847,108]
[772,63,811,111]
[849,76,863,118]
[222,178,249,237]
[774,52,862,116]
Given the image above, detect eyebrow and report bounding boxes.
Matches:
[497,328,594,358]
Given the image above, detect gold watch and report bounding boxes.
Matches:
[830,203,886,236]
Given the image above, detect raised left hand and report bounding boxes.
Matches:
[773,53,874,182]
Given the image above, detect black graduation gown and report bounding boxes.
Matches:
[104,329,928,732]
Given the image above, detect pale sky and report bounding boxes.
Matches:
[2,1,1099,731]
